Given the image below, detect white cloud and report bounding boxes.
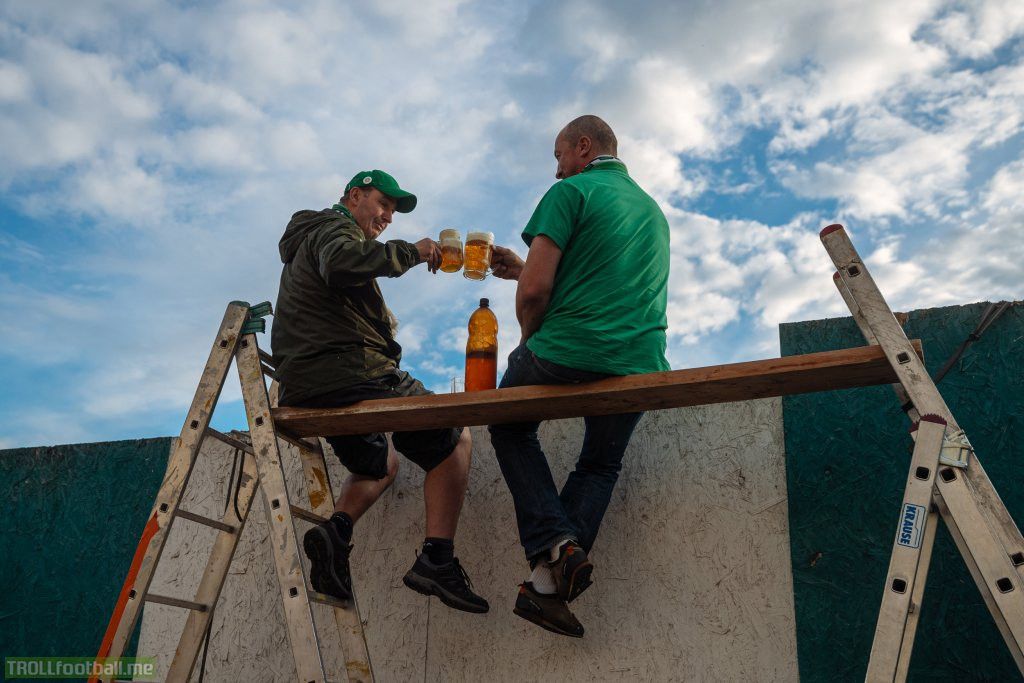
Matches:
[1,407,93,447]
[2,0,1023,447]
[178,126,259,171]
[620,136,703,204]
[984,159,1024,215]
[396,322,426,354]
[71,155,167,221]
[927,0,1024,59]
[663,210,840,352]
[154,63,262,123]
[0,277,104,366]
[0,58,30,101]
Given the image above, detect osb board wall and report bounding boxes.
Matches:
[0,438,173,658]
[140,399,797,681]
[781,302,1023,681]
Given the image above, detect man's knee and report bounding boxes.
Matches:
[381,446,400,486]
[447,427,472,467]
[457,426,472,452]
[488,421,536,442]
[576,457,623,477]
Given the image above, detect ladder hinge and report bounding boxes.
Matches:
[939,428,972,469]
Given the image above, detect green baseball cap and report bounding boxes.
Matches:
[344,169,417,213]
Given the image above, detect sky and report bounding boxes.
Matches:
[1,0,1022,448]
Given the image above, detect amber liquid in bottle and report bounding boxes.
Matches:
[465,298,497,391]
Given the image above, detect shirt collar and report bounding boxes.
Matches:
[331,203,354,220]
[582,155,627,174]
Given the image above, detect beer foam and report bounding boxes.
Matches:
[466,231,493,243]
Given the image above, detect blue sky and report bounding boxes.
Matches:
[1,0,1022,447]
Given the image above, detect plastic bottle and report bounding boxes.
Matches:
[465,298,497,391]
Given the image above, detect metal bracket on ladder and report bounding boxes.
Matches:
[91,300,375,683]
[821,224,1024,681]
[240,300,273,334]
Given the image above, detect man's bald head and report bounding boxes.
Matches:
[559,115,617,157]
[553,115,618,179]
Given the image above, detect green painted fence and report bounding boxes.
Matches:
[0,438,172,665]
[782,302,1023,681]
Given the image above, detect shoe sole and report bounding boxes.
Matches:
[303,527,352,602]
[561,558,594,604]
[513,605,584,638]
[403,571,489,614]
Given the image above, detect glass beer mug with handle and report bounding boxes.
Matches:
[463,231,494,280]
[439,229,464,273]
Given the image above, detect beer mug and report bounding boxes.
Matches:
[439,229,464,273]
[463,231,494,281]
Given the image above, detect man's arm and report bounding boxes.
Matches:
[314,225,437,287]
[516,235,562,345]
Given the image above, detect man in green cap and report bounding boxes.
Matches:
[272,169,489,614]
[488,116,670,637]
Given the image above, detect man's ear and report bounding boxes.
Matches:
[577,135,592,156]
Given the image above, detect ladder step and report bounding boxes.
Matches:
[307,589,351,610]
[204,427,255,455]
[144,593,209,612]
[290,505,329,525]
[276,426,324,455]
[175,508,237,534]
[261,361,277,379]
[258,348,275,368]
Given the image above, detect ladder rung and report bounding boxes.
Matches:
[276,426,324,455]
[175,508,237,534]
[261,361,277,379]
[307,589,351,609]
[289,504,328,525]
[258,348,275,368]
[204,427,255,455]
[144,593,209,612]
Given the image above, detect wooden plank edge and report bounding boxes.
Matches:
[273,341,923,437]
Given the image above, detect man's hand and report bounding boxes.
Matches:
[415,238,441,274]
[491,245,525,280]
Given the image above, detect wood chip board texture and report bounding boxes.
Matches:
[139,398,798,682]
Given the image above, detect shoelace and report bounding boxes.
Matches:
[440,558,475,592]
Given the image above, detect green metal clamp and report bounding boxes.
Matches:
[241,300,273,334]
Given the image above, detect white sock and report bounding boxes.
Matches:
[529,563,557,594]
[550,539,571,563]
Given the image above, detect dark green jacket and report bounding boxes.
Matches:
[271,207,420,405]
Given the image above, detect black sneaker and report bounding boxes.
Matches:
[403,553,489,613]
[303,522,352,602]
[548,541,593,603]
[513,582,584,638]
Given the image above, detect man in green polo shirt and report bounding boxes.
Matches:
[272,169,489,615]
[489,115,670,636]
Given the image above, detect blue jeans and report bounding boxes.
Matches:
[488,344,644,562]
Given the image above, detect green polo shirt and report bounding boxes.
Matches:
[522,157,670,375]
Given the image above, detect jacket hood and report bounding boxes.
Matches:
[279,209,346,263]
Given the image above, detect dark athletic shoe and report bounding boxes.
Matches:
[403,553,490,613]
[513,582,584,638]
[303,522,353,602]
[548,541,593,603]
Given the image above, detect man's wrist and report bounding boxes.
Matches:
[404,240,422,265]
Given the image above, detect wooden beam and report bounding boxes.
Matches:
[272,342,923,437]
